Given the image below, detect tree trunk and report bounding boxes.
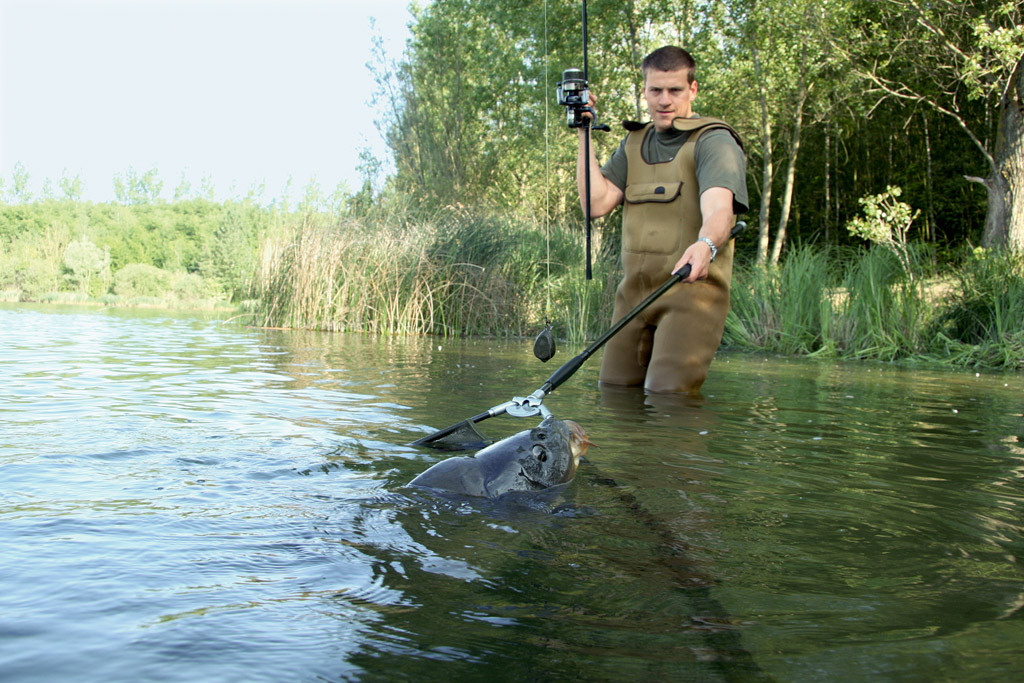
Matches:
[752,41,773,265]
[824,122,831,246]
[624,0,644,121]
[981,55,1023,252]
[967,55,1022,251]
[770,76,807,265]
[922,110,935,241]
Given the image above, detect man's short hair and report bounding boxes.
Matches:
[641,46,696,84]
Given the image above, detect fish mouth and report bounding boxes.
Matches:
[518,468,549,490]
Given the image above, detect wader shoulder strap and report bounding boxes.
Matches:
[622,117,744,151]
[671,116,744,151]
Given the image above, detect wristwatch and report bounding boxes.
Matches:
[698,236,717,262]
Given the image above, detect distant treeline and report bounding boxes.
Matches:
[0,166,379,308]
[0,197,269,306]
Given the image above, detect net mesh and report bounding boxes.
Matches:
[412,419,493,451]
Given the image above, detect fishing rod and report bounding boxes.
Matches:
[533,0,609,364]
[555,0,609,281]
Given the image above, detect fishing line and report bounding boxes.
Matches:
[534,0,556,363]
[544,0,551,318]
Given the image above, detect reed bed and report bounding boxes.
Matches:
[250,208,613,341]
[928,248,1024,368]
[725,245,836,355]
[725,245,1024,369]
[251,209,1022,369]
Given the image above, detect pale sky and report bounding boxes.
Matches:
[0,0,414,204]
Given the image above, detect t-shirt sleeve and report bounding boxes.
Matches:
[600,137,630,191]
[695,129,749,214]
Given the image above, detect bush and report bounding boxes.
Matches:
[929,248,1024,367]
[113,263,170,298]
[62,237,110,294]
[170,271,213,302]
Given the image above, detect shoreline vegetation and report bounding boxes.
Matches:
[2,197,1021,371]
[4,1,1021,371]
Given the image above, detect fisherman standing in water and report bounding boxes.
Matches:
[577,46,748,394]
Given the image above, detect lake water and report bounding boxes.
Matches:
[1,304,1022,681]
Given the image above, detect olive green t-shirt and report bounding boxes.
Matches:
[601,123,749,214]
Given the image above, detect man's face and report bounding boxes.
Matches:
[643,68,698,132]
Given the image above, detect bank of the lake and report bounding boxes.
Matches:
[3,200,1022,369]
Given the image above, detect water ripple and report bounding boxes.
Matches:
[1,307,1022,681]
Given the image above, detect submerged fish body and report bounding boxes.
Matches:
[409,417,589,498]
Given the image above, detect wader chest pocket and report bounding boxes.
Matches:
[625,182,683,204]
[622,181,686,255]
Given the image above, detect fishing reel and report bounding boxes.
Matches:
[556,68,609,131]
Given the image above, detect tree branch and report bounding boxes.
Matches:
[854,64,997,177]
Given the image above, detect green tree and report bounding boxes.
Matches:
[721,0,855,264]
[203,202,256,301]
[847,185,920,278]
[10,162,32,203]
[59,171,84,201]
[62,236,110,295]
[843,0,1024,251]
[173,173,192,201]
[113,167,164,205]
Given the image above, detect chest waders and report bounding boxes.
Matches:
[598,117,740,393]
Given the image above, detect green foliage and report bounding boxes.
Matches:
[62,236,110,295]
[203,202,258,302]
[110,263,213,305]
[830,246,930,360]
[251,205,601,339]
[58,172,83,201]
[9,163,32,203]
[930,247,1024,367]
[113,263,171,298]
[170,272,213,302]
[963,1,1024,101]
[0,259,54,301]
[724,246,835,354]
[846,186,920,277]
[726,241,1020,368]
[113,167,164,205]
[0,194,270,306]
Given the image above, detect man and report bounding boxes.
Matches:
[577,45,748,393]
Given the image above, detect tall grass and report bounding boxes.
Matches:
[725,245,835,355]
[250,207,613,340]
[252,209,1022,369]
[726,244,1023,369]
[929,249,1024,368]
[830,246,934,361]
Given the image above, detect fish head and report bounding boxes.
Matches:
[517,417,589,488]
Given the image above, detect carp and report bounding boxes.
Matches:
[409,417,590,498]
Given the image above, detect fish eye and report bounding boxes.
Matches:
[532,445,547,462]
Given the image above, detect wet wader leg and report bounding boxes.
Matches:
[598,295,651,387]
[644,281,730,394]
